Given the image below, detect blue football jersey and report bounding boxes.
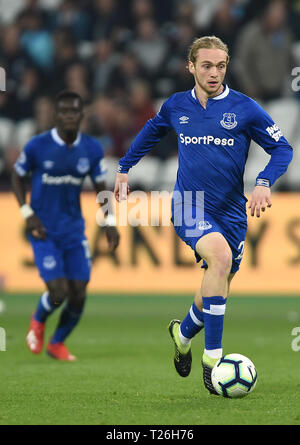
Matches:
[14,128,107,238]
[118,85,293,222]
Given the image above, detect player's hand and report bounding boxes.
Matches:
[114,173,130,202]
[248,186,272,218]
[104,226,120,251]
[26,214,47,239]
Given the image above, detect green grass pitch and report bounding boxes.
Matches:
[0,293,300,425]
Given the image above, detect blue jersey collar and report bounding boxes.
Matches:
[51,128,81,146]
[191,84,229,101]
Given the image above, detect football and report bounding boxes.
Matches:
[211,353,257,398]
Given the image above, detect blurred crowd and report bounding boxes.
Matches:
[1,0,300,190]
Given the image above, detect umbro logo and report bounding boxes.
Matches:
[179,116,189,124]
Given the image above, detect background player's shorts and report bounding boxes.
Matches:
[171,206,247,274]
[28,233,92,283]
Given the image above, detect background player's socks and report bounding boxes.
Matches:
[50,303,83,344]
[179,301,204,344]
[33,291,56,323]
[202,296,226,360]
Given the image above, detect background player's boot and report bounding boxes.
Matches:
[202,352,220,395]
[168,319,192,377]
[26,316,45,354]
[46,341,76,361]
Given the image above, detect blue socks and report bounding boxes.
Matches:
[179,296,227,358]
[33,291,84,344]
[50,304,83,344]
[33,292,56,323]
[180,301,204,342]
[202,296,226,357]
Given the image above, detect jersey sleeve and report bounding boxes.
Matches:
[89,140,108,183]
[118,96,173,173]
[14,138,37,176]
[246,101,293,186]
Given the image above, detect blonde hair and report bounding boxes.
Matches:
[188,36,230,64]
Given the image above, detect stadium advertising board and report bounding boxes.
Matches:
[1,192,300,294]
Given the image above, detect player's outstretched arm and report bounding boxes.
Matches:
[248,185,272,218]
[114,173,130,202]
[11,169,46,239]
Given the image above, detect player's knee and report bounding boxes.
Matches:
[196,233,232,276]
[216,252,232,277]
[49,290,68,306]
[47,280,70,306]
[208,250,232,278]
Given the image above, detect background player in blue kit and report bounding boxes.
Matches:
[12,91,119,361]
[114,36,293,394]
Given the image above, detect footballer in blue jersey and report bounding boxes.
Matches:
[114,36,293,394]
[12,91,120,361]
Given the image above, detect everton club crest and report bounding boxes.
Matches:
[77,157,90,174]
[220,113,237,129]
